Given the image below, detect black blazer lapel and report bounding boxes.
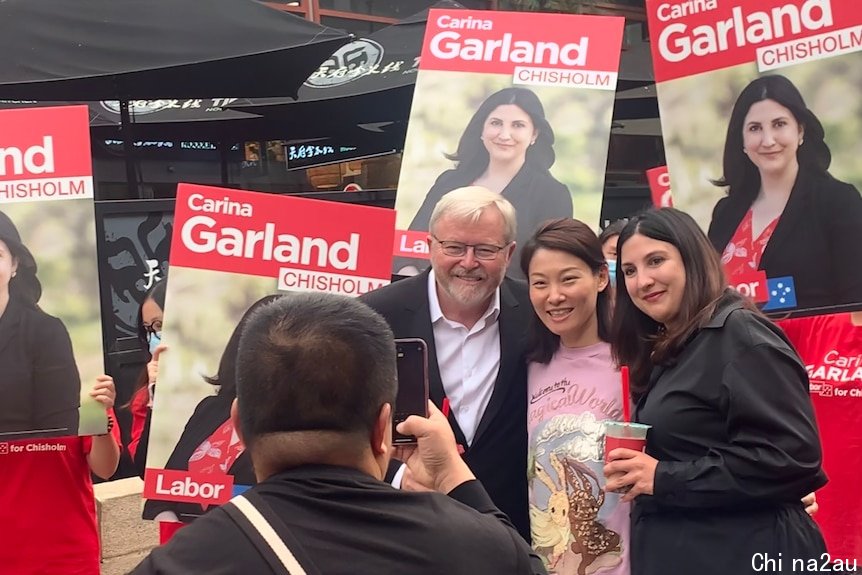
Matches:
[758,171,810,269]
[0,298,23,355]
[402,272,469,447]
[471,281,523,446]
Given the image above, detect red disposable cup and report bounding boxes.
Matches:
[603,421,651,462]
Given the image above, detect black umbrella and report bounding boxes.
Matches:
[229,0,464,142]
[0,0,349,100]
[0,0,349,195]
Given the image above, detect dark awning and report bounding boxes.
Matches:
[0,0,350,100]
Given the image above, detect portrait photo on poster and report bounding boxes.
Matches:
[1,105,106,439]
[142,279,275,522]
[0,204,106,439]
[393,73,615,280]
[654,34,862,317]
[392,10,624,280]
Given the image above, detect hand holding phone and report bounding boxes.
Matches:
[394,402,475,494]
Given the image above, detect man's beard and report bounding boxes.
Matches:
[439,266,501,307]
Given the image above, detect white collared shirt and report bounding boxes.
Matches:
[427,270,502,446]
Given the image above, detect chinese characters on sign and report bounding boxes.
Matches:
[287,145,336,161]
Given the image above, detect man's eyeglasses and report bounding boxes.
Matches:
[142,321,162,342]
[431,235,509,260]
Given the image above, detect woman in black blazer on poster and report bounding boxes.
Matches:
[143,295,281,524]
[708,74,862,313]
[606,208,827,575]
[0,210,80,439]
[396,87,572,279]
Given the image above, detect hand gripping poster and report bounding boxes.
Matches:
[648,0,862,318]
[142,184,394,522]
[0,105,107,440]
[647,0,862,562]
[392,9,625,279]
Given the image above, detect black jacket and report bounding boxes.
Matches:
[142,393,255,522]
[708,171,862,314]
[395,165,572,279]
[361,270,533,540]
[0,297,80,439]
[631,294,827,575]
[132,465,547,575]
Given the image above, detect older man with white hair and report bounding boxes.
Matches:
[362,186,533,540]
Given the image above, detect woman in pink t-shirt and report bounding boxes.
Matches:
[520,218,630,575]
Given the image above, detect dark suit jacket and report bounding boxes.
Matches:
[0,297,80,439]
[708,171,862,313]
[395,165,572,279]
[142,392,255,522]
[132,466,546,575]
[361,270,533,540]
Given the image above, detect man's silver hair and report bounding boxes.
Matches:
[428,186,517,243]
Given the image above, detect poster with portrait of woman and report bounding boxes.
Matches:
[392,9,625,279]
[141,184,395,522]
[0,105,107,440]
[649,2,862,560]
[647,0,862,318]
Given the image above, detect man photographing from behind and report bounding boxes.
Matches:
[132,292,544,574]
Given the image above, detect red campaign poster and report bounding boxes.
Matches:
[647,0,862,318]
[647,0,862,561]
[142,184,394,521]
[646,165,674,207]
[0,105,107,440]
[391,9,625,279]
[779,314,862,562]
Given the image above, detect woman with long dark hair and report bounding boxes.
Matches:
[708,74,862,312]
[521,218,629,574]
[398,87,572,278]
[606,208,826,575]
[0,210,80,438]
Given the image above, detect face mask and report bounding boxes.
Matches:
[606,259,617,286]
[148,332,162,355]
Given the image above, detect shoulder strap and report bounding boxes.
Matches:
[222,490,322,575]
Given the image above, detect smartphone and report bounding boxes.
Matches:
[393,338,430,445]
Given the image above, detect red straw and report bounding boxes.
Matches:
[620,366,631,423]
[442,397,451,419]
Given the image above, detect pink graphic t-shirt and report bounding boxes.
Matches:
[528,341,631,575]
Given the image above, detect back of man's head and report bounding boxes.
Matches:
[235,292,397,452]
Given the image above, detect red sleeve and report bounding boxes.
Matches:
[127,388,149,459]
[109,407,122,446]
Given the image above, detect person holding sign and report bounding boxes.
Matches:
[606,208,826,575]
[0,375,121,575]
[398,87,572,279]
[133,293,544,574]
[126,278,167,476]
[0,210,81,439]
[520,218,630,575]
[708,74,862,313]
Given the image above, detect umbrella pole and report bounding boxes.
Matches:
[118,99,140,198]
